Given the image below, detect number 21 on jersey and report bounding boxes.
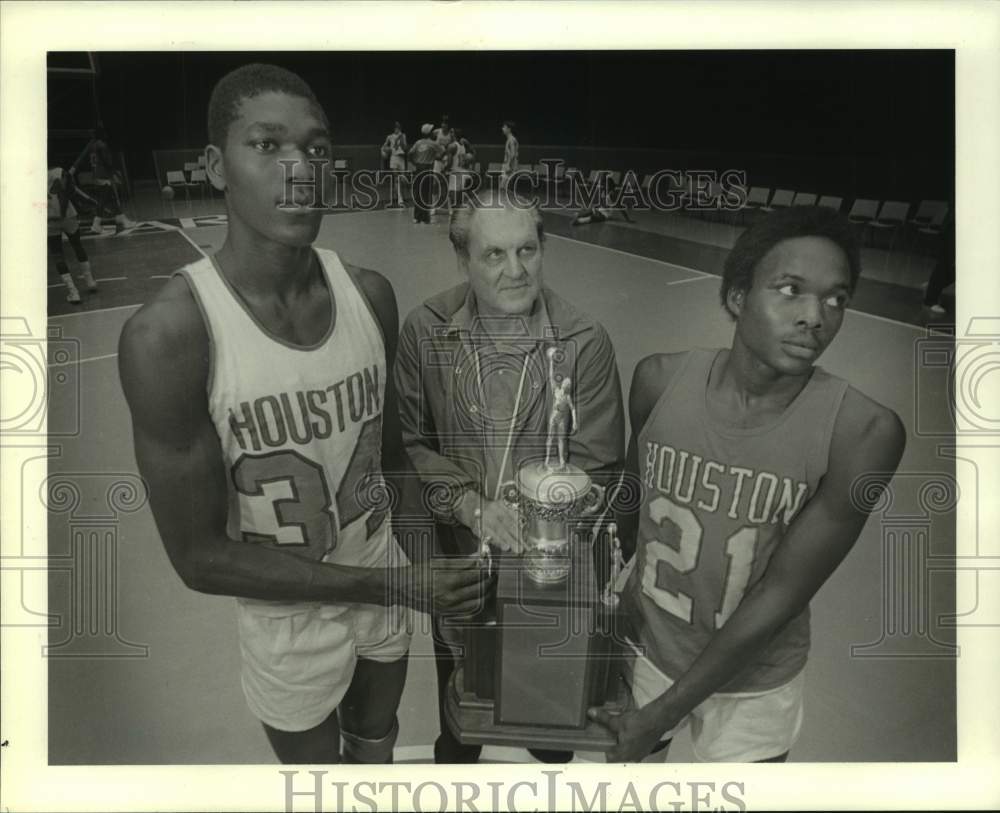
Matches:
[641,494,759,629]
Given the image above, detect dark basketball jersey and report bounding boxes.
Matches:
[624,348,848,692]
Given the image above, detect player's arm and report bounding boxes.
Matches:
[348,265,430,560]
[593,389,906,760]
[118,280,481,611]
[614,353,684,560]
[54,178,71,220]
[69,139,96,175]
[64,171,98,210]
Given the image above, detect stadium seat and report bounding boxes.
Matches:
[847,198,879,223]
[910,199,949,229]
[818,195,843,212]
[761,188,795,213]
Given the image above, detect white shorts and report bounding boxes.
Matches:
[237,600,411,732]
[389,155,406,171]
[627,644,804,762]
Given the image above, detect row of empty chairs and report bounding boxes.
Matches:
[743,188,950,246]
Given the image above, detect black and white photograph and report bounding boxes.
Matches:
[2,2,998,812]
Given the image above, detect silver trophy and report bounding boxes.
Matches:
[500,348,604,584]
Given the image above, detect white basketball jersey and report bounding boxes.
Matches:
[178,249,397,611]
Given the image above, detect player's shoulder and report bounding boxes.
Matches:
[628,351,690,428]
[341,259,396,312]
[119,272,206,366]
[833,383,906,460]
[631,351,689,395]
[340,258,399,341]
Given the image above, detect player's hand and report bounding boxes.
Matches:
[398,558,492,616]
[458,496,521,554]
[588,705,669,763]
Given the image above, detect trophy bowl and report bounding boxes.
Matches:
[501,461,605,585]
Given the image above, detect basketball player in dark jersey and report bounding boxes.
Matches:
[591,206,905,762]
[70,126,135,234]
[119,64,487,765]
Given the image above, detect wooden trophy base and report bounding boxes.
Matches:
[445,665,628,752]
[444,542,629,753]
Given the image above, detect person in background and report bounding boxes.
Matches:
[70,125,136,234]
[501,120,519,181]
[446,127,475,211]
[408,123,444,225]
[922,207,955,316]
[381,121,408,207]
[47,167,99,304]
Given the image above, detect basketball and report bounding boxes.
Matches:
[161,185,174,200]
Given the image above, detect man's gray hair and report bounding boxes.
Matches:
[448,188,545,262]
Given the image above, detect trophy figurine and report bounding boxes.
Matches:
[546,347,577,470]
[500,348,602,584]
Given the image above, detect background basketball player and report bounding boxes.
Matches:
[47,167,98,304]
[501,120,519,181]
[70,125,136,234]
[592,206,906,762]
[118,64,486,765]
[381,121,408,206]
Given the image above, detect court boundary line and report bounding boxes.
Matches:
[665,275,716,287]
[547,232,713,277]
[48,276,127,288]
[548,231,925,332]
[176,227,211,258]
[49,303,142,320]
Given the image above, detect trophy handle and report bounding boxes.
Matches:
[578,482,606,515]
[499,480,520,510]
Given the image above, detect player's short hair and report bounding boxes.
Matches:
[503,120,516,133]
[449,188,544,262]
[720,205,861,319]
[207,63,327,148]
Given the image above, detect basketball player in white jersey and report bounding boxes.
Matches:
[591,206,905,762]
[119,64,487,764]
[501,120,519,180]
[381,121,407,206]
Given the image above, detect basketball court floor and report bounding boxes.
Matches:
[45,197,957,764]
